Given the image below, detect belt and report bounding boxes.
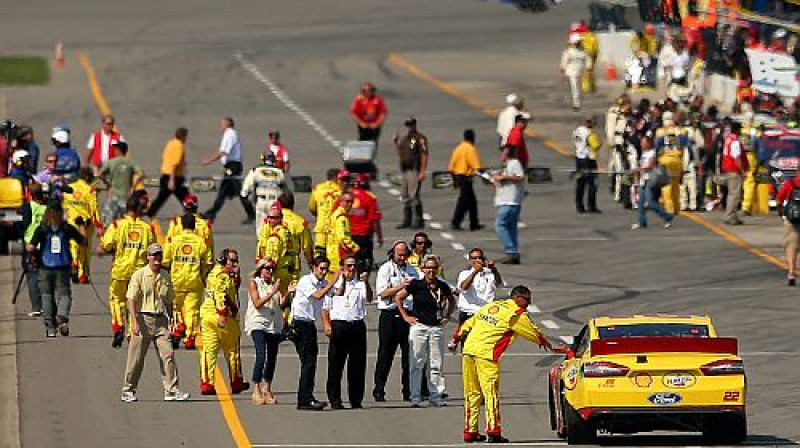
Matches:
[292,318,314,323]
[138,311,164,317]
[332,319,365,324]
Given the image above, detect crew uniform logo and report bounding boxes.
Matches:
[176,243,198,263]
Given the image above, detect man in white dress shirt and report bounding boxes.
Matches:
[372,241,418,402]
[322,254,374,409]
[291,256,339,410]
[202,117,256,224]
[456,248,503,325]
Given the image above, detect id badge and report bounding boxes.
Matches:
[50,235,62,254]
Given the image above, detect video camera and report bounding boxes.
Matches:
[41,178,73,202]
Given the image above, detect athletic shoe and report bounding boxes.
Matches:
[631,223,641,230]
[664,217,674,228]
[183,337,196,350]
[27,310,42,318]
[200,383,217,395]
[45,328,57,338]
[112,331,125,348]
[56,315,69,336]
[121,391,138,403]
[488,434,510,443]
[78,274,90,284]
[464,433,487,443]
[164,390,190,402]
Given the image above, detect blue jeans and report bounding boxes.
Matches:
[39,267,72,330]
[495,205,521,255]
[638,185,673,227]
[251,330,281,384]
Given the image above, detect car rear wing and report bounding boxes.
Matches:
[591,337,738,356]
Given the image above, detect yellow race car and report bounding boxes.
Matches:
[548,315,746,445]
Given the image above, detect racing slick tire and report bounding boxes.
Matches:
[564,399,596,445]
[701,414,747,445]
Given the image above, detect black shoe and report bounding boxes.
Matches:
[588,209,603,214]
[488,434,510,443]
[330,402,345,410]
[450,224,463,231]
[350,403,363,409]
[469,224,485,231]
[788,277,796,286]
[402,394,411,402]
[373,392,386,402]
[112,331,125,348]
[441,393,449,399]
[297,400,326,411]
[499,255,520,265]
[576,208,586,214]
[46,328,57,338]
[170,334,181,350]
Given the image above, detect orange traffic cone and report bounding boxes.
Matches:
[604,63,617,81]
[54,41,65,69]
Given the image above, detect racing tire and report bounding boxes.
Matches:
[701,414,747,445]
[564,399,596,445]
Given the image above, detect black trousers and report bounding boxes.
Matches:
[575,158,599,212]
[326,320,367,406]
[292,320,318,405]
[204,161,255,220]
[352,234,374,272]
[373,308,410,398]
[147,174,189,218]
[358,126,381,142]
[451,174,479,228]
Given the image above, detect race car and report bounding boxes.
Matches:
[548,315,746,445]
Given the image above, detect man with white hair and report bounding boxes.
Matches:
[560,34,590,111]
[496,94,525,145]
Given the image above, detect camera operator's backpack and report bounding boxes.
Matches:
[784,179,800,224]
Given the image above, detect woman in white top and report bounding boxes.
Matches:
[245,260,295,405]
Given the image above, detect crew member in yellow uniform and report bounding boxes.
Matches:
[166,193,214,253]
[256,203,293,295]
[99,191,155,348]
[308,168,347,255]
[200,248,249,395]
[279,193,313,280]
[580,29,599,93]
[163,213,213,350]
[326,191,359,278]
[740,124,758,215]
[63,167,103,283]
[655,111,689,214]
[452,285,561,443]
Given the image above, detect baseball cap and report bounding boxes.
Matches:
[51,130,70,144]
[355,173,371,185]
[182,193,199,210]
[147,243,163,256]
[663,111,675,122]
[337,168,351,180]
[506,93,519,105]
[569,33,582,44]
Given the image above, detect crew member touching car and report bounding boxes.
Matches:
[452,285,563,443]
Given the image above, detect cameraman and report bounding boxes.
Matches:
[26,201,86,338]
[20,183,48,317]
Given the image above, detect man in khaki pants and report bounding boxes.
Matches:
[121,243,190,403]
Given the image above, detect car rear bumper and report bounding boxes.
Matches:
[577,405,745,434]
[578,405,745,421]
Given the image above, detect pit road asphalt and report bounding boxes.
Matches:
[2,0,798,446]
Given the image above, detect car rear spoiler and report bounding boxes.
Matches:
[591,337,738,356]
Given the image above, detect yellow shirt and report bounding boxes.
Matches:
[166,213,214,253]
[161,137,185,177]
[63,179,101,228]
[256,222,290,268]
[587,130,601,160]
[162,230,212,291]
[581,31,599,59]
[327,206,359,256]
[101,215,155,280]
[202,264,237,317]
[308,180,343,232]
[408,251,444,277]
[448,141,482,176]
[459,298,545,362]
[282,208,313,267]
[126,266,174,314]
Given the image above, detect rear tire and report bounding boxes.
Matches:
[564,399,596,445]
[702,414,747,445]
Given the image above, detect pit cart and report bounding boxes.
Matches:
[341,140,377,179]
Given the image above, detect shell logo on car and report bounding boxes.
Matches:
[634,373,653,388]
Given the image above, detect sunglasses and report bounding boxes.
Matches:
[470,255,484,260]
[267,215,281,220]
[228,258,240,264]
[344,263,356,268]
[46,159,56,164]
[422,265,438,270]
[414,241,427,245]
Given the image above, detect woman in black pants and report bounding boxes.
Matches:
[244,260,294,405]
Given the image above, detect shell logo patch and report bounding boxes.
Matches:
[73,191,83,199]
[128,231,141,242]
[181,244,193,255]
[487,305,500,315]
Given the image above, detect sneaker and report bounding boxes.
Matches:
[121,391,138,403]
[27,310,42,318]
[183,337,196,350]
[788,277,796,287]
[664,217,674,229]
[200,383,217,396]
[45,328,57,338]
[430,400,447,407]
[631,223,641,230]
[164,390,190,402]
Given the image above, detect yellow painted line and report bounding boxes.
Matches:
[152,220,165,244]
[387,52,573,157]
[79,51,251,447]
[682,212,788,270]
[78,52,112,116]
[214,368,252,448]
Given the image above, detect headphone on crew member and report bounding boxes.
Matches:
[411,231,433,250]
[386,240,411,258]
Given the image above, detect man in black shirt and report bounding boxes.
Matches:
[395,254,454,407]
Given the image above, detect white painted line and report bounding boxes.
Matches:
[541,319,559,330]
[527,304,540,313]
[387,188,401,196]
[429,222,443,230]
[560,335,574,344]
[440,232,454,240]
[423,213,432,221]
[451,242,465,251]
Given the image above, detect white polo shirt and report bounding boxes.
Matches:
[323,277,368,322]
[456,268,497,315]
[291,272,328,321]
[219,127,242,165]
[375,260,418,310]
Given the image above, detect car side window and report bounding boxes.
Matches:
[573,325,589,358]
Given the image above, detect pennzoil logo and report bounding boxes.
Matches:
[487,305,500,315]
[181,244,193,255]
[662,372,696,389]
[128,231,141,242]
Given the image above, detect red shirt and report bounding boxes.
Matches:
[349,187,381,236]
[505,126,529,168]
[349,94,387,126]
[266,143,289,171]
[776,178,800,204]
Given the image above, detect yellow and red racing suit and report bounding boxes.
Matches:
[163,229,212,347]
[62,178,103,280]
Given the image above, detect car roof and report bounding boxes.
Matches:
[592,314,713,327]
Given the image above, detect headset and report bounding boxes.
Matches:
[411,232,432,250]
[386,240,410,258]
[217,248,232,265]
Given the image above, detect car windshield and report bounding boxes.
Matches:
[598,323,709,338]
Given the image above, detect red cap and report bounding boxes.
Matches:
[337,169,351,180]
[182,193,199,210]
